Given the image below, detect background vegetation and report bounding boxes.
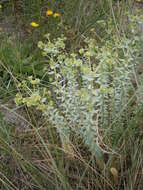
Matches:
[0,0,143,189]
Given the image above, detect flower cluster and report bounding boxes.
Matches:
[30,9,60,28]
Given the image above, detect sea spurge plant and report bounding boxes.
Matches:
[15,24,141,157]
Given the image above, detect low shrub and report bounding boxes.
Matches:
[15,15,142,156]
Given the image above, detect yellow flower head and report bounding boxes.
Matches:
[46,9,53,16]
[0,4,2,9]
[53,13,60,18]
[30,22,39,27]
